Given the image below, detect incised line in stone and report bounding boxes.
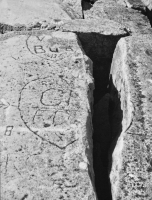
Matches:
[18,77,78,150]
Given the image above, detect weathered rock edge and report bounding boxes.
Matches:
[110,35,152,200]
[0,31,97,200]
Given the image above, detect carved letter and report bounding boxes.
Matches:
[5,126,13,136]
[49,47,58,52]
[34,46,46,54]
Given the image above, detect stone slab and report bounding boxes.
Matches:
[0,0,71,26]
[0,31,96,200]
[84,0,152,35]
[61,19,128,35]
[110,35,152,200]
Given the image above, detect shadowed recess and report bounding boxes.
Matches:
[77,32,125,200]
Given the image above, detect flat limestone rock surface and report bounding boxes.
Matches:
[61,19,128,35]
[0,31,96,200]
[0,0,71,26]
[110,35,152,200]
[84,0,152,35]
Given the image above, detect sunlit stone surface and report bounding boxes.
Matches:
[0,31,96,200]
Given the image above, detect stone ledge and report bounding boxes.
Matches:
[110,35,152,200]
[84,0,152,35]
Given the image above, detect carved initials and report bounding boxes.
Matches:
[49,47,58,52]
[34,46,46,54]
[5,126,13,136]
[50,54,57,58]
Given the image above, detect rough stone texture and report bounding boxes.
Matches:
[110,35,152,200]
[141,0,152,9]
[61,18,128,35]
[0,31,97,200]
[0,0,71,26]
[116,0,152,26]
[84,0,152,35]
[116,0,146,10]
[60,0,83,18]
[0,0,83,34]
[1,0,152,200]
[141,0,152,26]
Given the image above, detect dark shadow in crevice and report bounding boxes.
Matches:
[77,32,127,104]
[93,93,112,200]
[76,32,125,200]
[145,7,152,27]
[81,0,98,18]
[81,0,93,18]
[92,76,123,200]
[81,0,93,11]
